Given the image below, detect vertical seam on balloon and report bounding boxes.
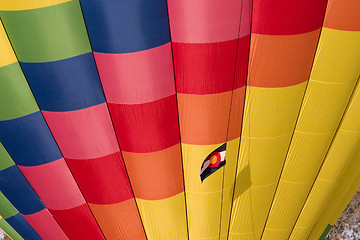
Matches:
[225,0,254,238]
[76,1,149,239]
[217,0,245,239]
[289,75,360,240]
[0,17,72,240]
[166,1,191,239]
[258,2,331,239]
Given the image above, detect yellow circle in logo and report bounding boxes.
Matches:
[209,155,218,164]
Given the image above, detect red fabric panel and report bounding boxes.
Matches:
[42,103,119,159]
[94,43,175,104]
[66,151,133,205]
[19,159,85,210]
[234,34,251,89]
[23,209,69,240]
[252,0,328,35]
[173,39,238,94]
[50,204,105,240]
[108,94,180,153]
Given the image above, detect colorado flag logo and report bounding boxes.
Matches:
[200,143,227,182]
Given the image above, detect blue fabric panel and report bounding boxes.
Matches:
[0,166,45,215]
[6,213,42,240]
[0,112,62,166]
[80,0,171,53]
[20,53,105,112]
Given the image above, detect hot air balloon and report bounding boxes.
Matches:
[0,0,359,240]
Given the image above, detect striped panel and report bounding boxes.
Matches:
[168,0,250,238]
[289,80,360,239]
[0,16,104,240]
[262,0,360,238]
[307,148,360,240]
[80,0,187,238]
[229,1,328,239]
[0,216,23,240]
[0,1,145,239]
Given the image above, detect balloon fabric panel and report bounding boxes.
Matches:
[0,217,24,240]
[6,214,41,240]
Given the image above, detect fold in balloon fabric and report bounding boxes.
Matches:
[168,0,250,238]
[0,215,23,240]
[80,1,187,239]
[228,1,328,239]
[263,0,360,239]
[0,1,145,239]
[308,147,360,240]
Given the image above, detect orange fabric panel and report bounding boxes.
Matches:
[121,144,184,200]
[228,87,246,141]
[178,91,232,145]
[248,30,320,88]
[324,0,360,31]
[89,199,146,240]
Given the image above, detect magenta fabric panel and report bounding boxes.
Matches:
[23,209,69,240]
[18,159,85,210]
[94,43,175,104]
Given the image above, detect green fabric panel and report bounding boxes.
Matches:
[0,192,19,219]
[319,224,333,240]
[0,218,24,240]
[0,0,91,62]
[0,62,39,120]
[0,142,16,171]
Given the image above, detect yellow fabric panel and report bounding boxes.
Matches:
[288,83,360,240]
[0,21,17,67]
[263,27,360,240]
[229,84,307,240]
[136,193,188,240]
[183,138,239,239]
[310,29,360,84]
[0,0,71,11]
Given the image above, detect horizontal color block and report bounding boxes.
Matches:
[0,111,62,166]
[168,0,246,43]
[324,0,360,31]
[42,103,118,159]
[234,34,251,90]
[227,88,246,141]
[109,95,180,152]
[94,43,175,104]
[0,217,23,240]
[21,53,105,111]
[122,144,184,200]
[19,159,85,210]
[0,166,45,215]
[0,0,91,62]
[66,152,133,204]
[80,0,170,53]
[89,200,146,240]
[23,209,69,240]
[252,0,328,35]
[0,142,14,171]
[173,39,238,94]
[50,204,105,240]
[0,62,39,121]
[136,193,188,240]
[248,30,320,88]
[0,0,71,11]
[0,21,16,67]
[178,92,231,145]
[0,192,18,219]
[6,214,41,240]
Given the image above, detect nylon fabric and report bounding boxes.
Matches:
[6,214,42,240]
[0,21,16,67]
[0,0,71,11]
[0,217,23,240]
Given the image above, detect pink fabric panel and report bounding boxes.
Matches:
[23,209,69,240]
[19,159,86,210]
[42,103,119,159]
[168,0,248,43]
[94,43,175,104]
